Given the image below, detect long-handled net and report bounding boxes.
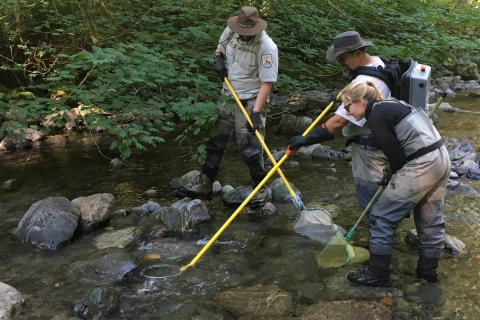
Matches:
[315,186,384,268]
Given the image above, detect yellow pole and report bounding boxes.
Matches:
[224,78,297,198]
[180,88,341,271]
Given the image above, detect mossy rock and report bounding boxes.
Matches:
[2,87,36,101]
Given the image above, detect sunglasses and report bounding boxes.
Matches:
[336,54,350,64]
[344,102,352,112]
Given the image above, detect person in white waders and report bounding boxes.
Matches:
[340,81,450,287]
[176,6,278,209]
[288,31,391,230]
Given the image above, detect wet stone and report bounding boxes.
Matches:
[71,193,115,232]
[269,177,301,203]
[69,248,137,280]
[323,267,404,301]
[1,178,18,191]
[110,158,122,171]
[215,284,293,318]
[311,145,332,161]
[145,189,157,197]
[223,185,272,206]
[141,200,162,213]
[74,287,119,318]
[285,160,299,169]
[93,226,142,249]
[154,198,210,236]
[299,300,392,320]
[14,196,81,249]
[221,184,234,193]
[212,181,222,194]
[406,228,466,255]
[265,150,287,166]
[0,282,23,320]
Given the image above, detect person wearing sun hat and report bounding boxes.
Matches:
[288,31,392,230]
[176,7,278,210]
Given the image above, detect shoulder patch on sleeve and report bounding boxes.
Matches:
[262,54,273,68]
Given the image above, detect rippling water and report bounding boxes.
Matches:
[1,92,480,319]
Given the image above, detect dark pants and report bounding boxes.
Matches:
[202,96,266,182]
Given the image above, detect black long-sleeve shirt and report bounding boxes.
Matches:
[365,99,412,173]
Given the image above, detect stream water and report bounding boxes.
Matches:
[1,92,480,319]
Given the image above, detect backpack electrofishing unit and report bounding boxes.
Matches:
[352,58,431,111]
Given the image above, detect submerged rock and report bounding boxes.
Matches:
[70,248,137,280]
[93,226,142,249]
[154,198,209,237]
[74,287,119,319]
[215,284,293,318]
[1,179,18,191]
[299,300,392,320]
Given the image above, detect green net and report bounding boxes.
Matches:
[316,230,354,268]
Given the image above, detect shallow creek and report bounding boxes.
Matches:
[1,92,480,319]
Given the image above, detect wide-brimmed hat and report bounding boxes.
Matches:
[326,31,374,61]
[227,6,267,36]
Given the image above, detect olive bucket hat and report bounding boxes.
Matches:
[326,31,374,61]
[227,6,267,36]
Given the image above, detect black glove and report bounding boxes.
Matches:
[377,167,393,186]
[288,136,308,149]
[213,52,228,80]
[287,123,333,150]
[330,92,341,104]
[246,111,261,132]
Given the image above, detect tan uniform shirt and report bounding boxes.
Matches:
[217,27,278,100]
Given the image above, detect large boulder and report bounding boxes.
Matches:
[452,61,479,81]
[278,114,315,135]
[71,193,115,232]
[14,197,81,249]
[285,91,332,112]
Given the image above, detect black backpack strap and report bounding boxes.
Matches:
[351,66,395,94]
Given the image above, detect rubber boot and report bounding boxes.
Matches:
[347,254,392,287]
[416,256,439,283]
[177,173,213,200]
[248,180,268,209]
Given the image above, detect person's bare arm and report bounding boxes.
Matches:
[324,114,349,134]
[254,82,273,112]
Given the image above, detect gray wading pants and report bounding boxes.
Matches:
[351,144,390,228]
[202,96,266,182]
[368,146,451,258]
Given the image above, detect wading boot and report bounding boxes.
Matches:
[416,256,439,283]
[248,180,268,209]
[347,253,392,287]
[177,173,213,200]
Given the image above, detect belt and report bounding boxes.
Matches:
[406,140,444,162]
[346,135,380,150]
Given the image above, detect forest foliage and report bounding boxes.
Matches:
[1,0,479,160]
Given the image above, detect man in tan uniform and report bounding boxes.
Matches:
[177,6,278,209]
